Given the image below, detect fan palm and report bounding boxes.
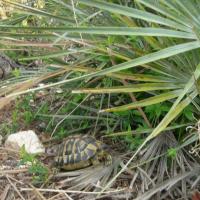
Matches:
[1,0,200,199]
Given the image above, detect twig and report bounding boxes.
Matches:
[29,184,47,200]
[63,192,74,200]
[7,174,25,185]
[0,184,10,200]
[47,193,61,200]
[20,188,126,194]
[48,193,64,200]
[6,175,26,200]
[47,192,74,200]
[121,80,152,128]
[93,94,104,137]
[0,168,28,174]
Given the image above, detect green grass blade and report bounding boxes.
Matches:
[36,114,109,120]
[0,31,55,39]
[110,73,175,82]
[72,83,182,94]
[18,48,92,61]
[103,123,193,137]
[101,89,181,112]
[0,26,195,39]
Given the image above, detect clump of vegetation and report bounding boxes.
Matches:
[19,145,49,184]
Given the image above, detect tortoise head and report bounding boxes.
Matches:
[92,147,112,166]
[45,144,59,156]
[92,140,112,166]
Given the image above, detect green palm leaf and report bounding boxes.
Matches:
[0,26,196,38]
[72,83,182,94]
[100,90,182,112]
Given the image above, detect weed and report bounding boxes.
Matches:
[0,123,13,136]
[167,148,177,159]
[11,95,35,130]
[124,125,144,150]
[11,68,21,77]
[145,103,171,125]
[11,109,19,131]
[23,111,34,125]
[19,145,49,184]
[55,127,69,139]
[183,105,194,121]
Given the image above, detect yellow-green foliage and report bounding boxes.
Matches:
[0,0,45,19]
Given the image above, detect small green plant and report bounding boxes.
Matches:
[19,146,49,184]
[23,111,34,125]
[167,148,177,159]
[19,94,34,110]
[145,103,171,125]
[10,95,35,133]
[28,163,49,185]
[124,125,144,150]
[11,68,21,77]
[0,123,12,136]
[55,127,69,139]
[19,95,35,126]
[183,105,194,121]
[19,146,36,164]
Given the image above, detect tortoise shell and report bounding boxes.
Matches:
[53,135,111,170]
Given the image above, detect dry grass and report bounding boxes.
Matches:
[0,139,130,200]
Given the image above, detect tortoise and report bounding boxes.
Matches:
[47,134,112,171]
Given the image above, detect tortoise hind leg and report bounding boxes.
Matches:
[92,151,112,166]
[91,156,101,166]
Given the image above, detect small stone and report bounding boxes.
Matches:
[5,130,45,154]
[38,83,45,87]
[56,88,63,94]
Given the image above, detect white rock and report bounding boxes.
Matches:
[38,83,45,88]
[56,88,63,94]
[5,130,45,154]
